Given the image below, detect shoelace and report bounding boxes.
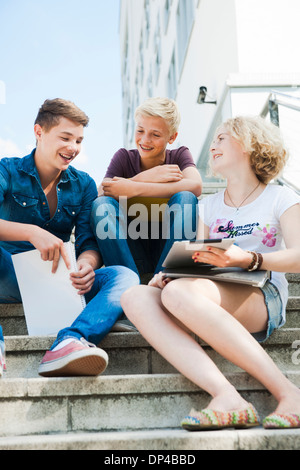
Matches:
[79,337,96,348]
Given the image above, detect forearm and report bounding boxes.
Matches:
[128,179,202,198]
[260,248,300,274]
[0,219,42,242]
[77,250,103,270]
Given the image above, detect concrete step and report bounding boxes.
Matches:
[201,182,227,195]
[0,426,299,450]
[3,323,300,379]
[0,371,299,439]
[1,287,299,337]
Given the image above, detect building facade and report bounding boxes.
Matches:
[120,0,300,186]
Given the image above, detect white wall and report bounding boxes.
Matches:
[235,0,300,75]
[175,0,238,159]
[119,0,300,180]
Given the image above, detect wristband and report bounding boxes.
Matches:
[247,251,263,271]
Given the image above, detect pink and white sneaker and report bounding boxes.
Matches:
[38,337,108,377]
[0,341,6,378]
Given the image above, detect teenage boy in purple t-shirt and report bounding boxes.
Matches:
[91,97,202,278]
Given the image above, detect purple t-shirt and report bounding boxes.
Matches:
[104,146,196,179]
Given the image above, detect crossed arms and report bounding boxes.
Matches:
[99,165,203,199]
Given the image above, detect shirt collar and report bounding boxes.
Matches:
[19,149,78,183]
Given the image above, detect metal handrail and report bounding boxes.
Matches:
[263,91,300,195]
[196,84,230,177]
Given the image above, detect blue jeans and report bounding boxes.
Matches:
[0,246,139,348]
[0,247,22,344]
[91,191,198,276]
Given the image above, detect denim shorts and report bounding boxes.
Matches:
[252,280,283,343]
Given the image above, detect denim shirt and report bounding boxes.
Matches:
[0,150,99,256]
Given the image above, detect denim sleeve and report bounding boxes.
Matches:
[74,177,99,257]
[0,160,10,206]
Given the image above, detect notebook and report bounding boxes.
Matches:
[12,241,86,336]
[162,266,270,287]
[161,240,270,287]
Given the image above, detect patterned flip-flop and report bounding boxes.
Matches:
[181,403,260,431]
[263,412,300,429]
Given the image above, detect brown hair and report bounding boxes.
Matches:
[35,98,89,131]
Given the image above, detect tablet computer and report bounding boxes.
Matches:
[162,238,235,269]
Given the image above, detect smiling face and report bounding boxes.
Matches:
[134,114,178,168]
[210,126,248,177]
[34,117,84,174]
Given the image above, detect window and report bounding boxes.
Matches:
[176,0,195,74]
[154,14,162,84]
[139,34,144,84]
[164,0,172,32]
[148,68,153,97]
[144,0,150,45]
[167,50,177,99]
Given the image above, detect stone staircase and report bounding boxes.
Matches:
[0,183,299,450]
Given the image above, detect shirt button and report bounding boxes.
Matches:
[57,209,60,213]
[72,211,75,215]
[23,202,26,206]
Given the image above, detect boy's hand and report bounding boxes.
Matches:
[102,177,137,198]
[27,226,70,273]
[133,165,183,183]
[69,259,95,295]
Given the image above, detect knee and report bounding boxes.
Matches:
[91,196,118,221]
[161,280,181,312]
[121,284,147,321]
[91,196,121,239]
[168,191,198,207]
[108,266,140,288]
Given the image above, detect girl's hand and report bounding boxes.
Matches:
[192,244,252,269]
[148,272,172,289]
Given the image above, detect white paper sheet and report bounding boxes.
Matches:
[12,242,86,336]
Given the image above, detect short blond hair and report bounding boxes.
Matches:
[135,97,181,136]
[213,116,289,184]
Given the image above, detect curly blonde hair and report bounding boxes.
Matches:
[214,116,289,184]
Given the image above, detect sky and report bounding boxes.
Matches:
[0,0,123,183]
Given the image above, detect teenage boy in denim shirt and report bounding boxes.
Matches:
[0,98,139,378]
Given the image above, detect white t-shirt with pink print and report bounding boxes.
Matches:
[199,184,300,324]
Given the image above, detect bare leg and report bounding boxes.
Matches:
[160,278,300,414]
[122,280,300,414]
[122,285,250,411]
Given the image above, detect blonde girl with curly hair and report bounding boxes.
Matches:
[121,115,300,431]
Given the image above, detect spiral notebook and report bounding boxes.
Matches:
[12,242,86,336]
